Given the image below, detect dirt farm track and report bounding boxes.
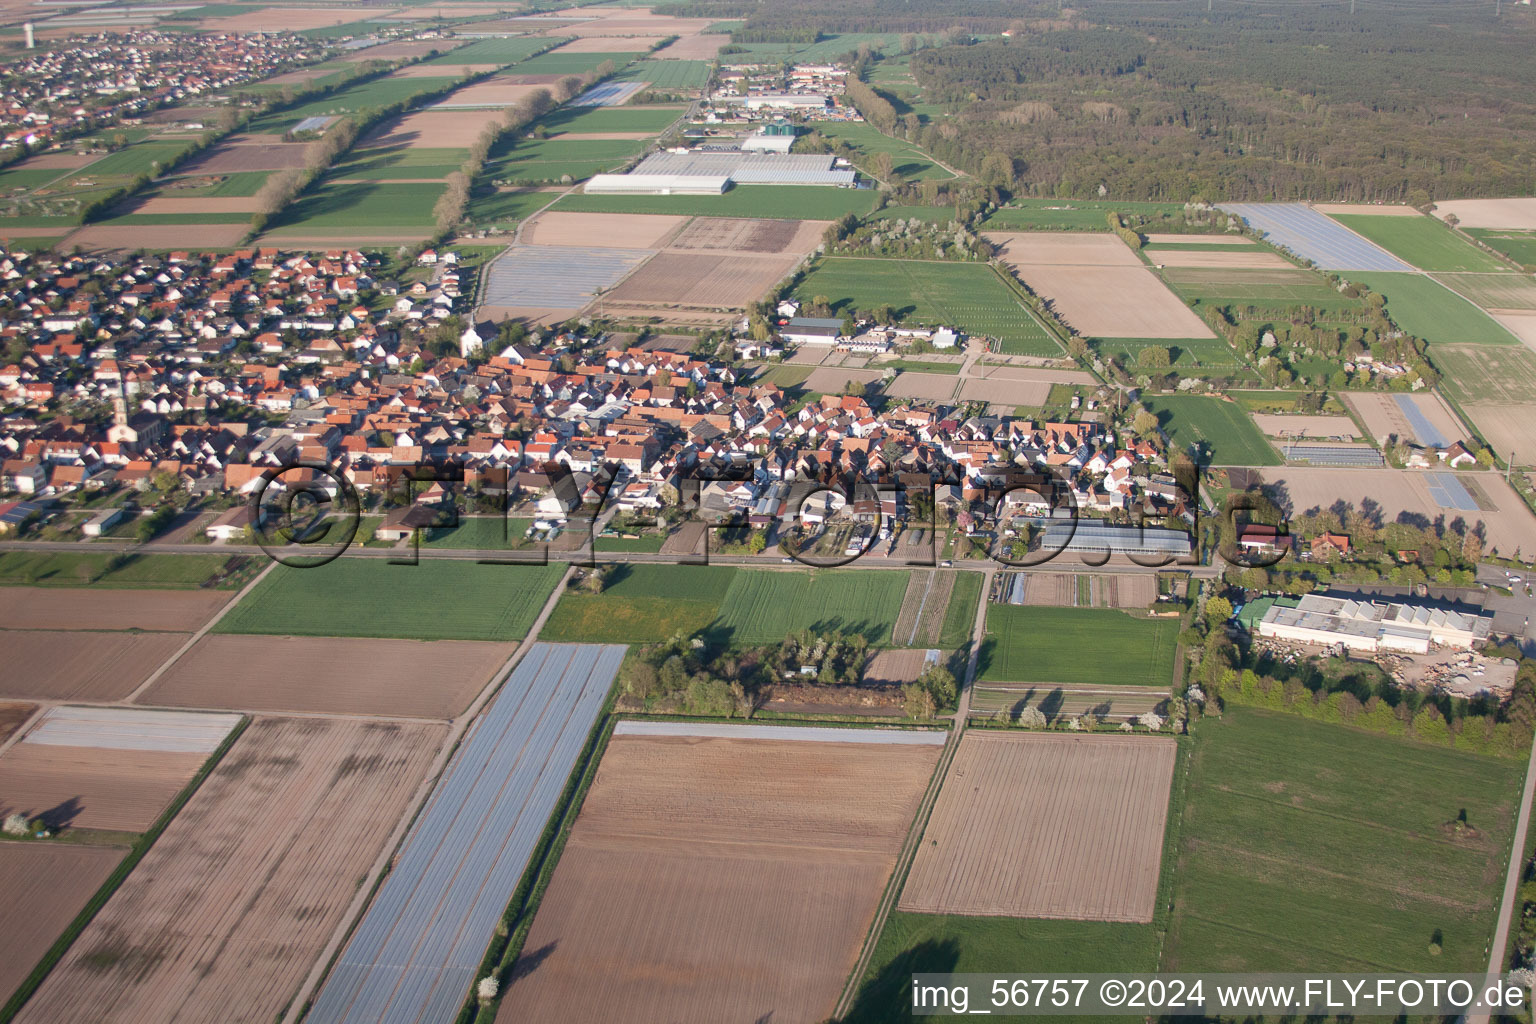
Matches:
[15,716,445,1024]
[500,729,942,1024]
[901,731,1177,922]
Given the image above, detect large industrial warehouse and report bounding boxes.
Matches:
[1257,593,1494,653]
[581,151,858,194]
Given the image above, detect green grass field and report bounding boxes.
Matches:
[267,180,444,231]
[809,120,952,182]
[331,146,468,181]
[751,364,814,387]
[156,170,271,197]
[870,204,962,223]
[536,105,683,135]
[216,558,565,640]
[1095,336,1251,373]
[847,913,1157,1024]
[793,257,1061,357]
[296,18,396,39]
[983,198,1184,231]
[1351,271,1520,347]
[1330,214,1512,273]
[422,36,552,66]
[487,136,646,183]
[1465,228,1536,267]
[1433,344,1536,406]
[466,186,557,226]
[0,166,69,192]
[1164,708,1522,972]
[979,605,1179,686]
[1161,267,1364,312]
[512,50,641,75]
[419,516,533,549]
[1142,394,1281,466]
[248,76,462,133]
[79,142,192,179]
[937,570,983,648]
[542,564,737,643]
[554,185,880,220]
[0,551,233,588]
[723,32,907,62]
[712,568,910,646]
[617,60,709,88]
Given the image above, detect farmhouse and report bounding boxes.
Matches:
[1257,593,1493,653]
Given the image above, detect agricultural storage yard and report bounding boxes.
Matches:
[0,843,125,1008]
[0,707,237,833]
[309,644,624,1024]
[1141,395,1281,466]
[980,605,1179,687]
[1255,467,1536,556]
[141,635,514,719]
[792,257,1061,356]
[986,232,1214,340]
[901,732,1176,921]
[17,716,444,1024]
[499,722,944,1024]
[0,585,228,630]
[214,559,565,641]
[1164,710,1521,972]
[0,630,188,701]
[1218,203,1411,271]
[1343,391,1465,447]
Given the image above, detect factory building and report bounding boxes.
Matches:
[1257,593,1493,654]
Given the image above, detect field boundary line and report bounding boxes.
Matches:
[279,565,574,1024]
[118,557,278,707]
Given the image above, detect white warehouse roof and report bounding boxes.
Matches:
[583,173,730,195]
[631,150,856,186]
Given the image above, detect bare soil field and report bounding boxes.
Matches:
[863,648,932,685]
[203,6,402,31]
[1099,573,1157,608]
[0,843,124,1005]
[986,230,1144,267]
[0,701,35,745]
[806,365,884,393]
[431,79,548,109]
[1433,198,1536,231]
[0,743,207,832]
[1149,249,1292,268]
[1143,233,1255,244]
[958,376,1050,405]
[500,729,940,1024]
[9,152,94,170]
[66,223,248,251]
[17,716,445,1024]
[1023,572,1076,606]
[339,39,454,61]
[559,34,665,51]
[972,363,1097,384]
[1491,310,1536,348]
[134,196,260,215]
[141,634,511,719]
[482,304,581,327]
[1257,467,1536,557]
[552,10,715,37]
[604,252,796,309]
[1313,203,1422,217]
[883,371,957,401]
[1343,391,1465,446]
[0,630,188,702]
[1251,413,1360,438]
[361,109,500,150]
[652,34,729,58]
[900,731,1176,921]
[667,216,828,255]
[1436,273,1536,311]
[522,210,686,248]
[892,569,955,647]
[1466,404,1536,467]
[0,587,227,631]
[988,232,1213,339]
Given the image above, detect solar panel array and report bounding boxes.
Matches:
[572,80,647,107]
[1394,394,1449,448]
[1218,203,1413,271]
[1280,443,1386,467]
[1426,471,1480,512]
[307,643,626,1024]
[481,245,651,309]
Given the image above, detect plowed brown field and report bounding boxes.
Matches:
[141,634,512,718]
[900,731,1176,921]
[0,744,207,832]
[606,252,796,309]
[0,843,124,1004]
[667,216,827,255]
[500,731,940,1024]
[0,630,189,701]
[0,701,37,745]
[892,569,955,647]
[0,586,227,631]
[16,716,445,1024]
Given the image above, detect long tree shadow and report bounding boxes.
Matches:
[842,938,962,1024]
